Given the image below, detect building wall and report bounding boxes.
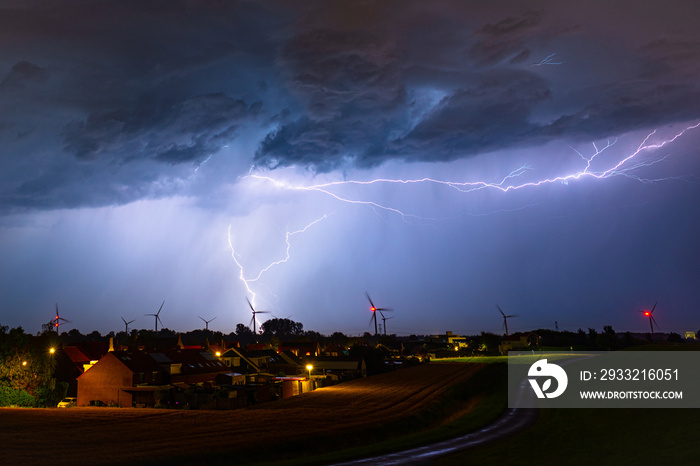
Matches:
[77,353,133,407]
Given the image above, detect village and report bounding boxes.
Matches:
[55,328,478,409]
[54,325,697,410]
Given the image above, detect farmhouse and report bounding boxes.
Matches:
[498,332,541,353]
[77,351,169,407]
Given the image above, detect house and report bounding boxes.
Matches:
[164,349,229,385]
[430,331,469,349]
[304,356,367,381]
[498,332,541,354]
[220,347,266,375]
[268,350,305,376]
[321,342,348,357]
[77,351,168,407]
[278,341,320,357]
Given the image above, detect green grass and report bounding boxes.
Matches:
[434,352,585,364]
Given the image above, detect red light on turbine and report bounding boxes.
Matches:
[643,311,651,317]
[370,307,376,312]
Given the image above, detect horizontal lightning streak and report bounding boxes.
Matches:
[251,122,700,220]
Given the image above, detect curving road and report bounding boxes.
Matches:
[331,370,543,465]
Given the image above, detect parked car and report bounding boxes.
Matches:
[57,397,77,408]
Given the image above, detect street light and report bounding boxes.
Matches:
[49,347,55,354]
[306,364,313,379]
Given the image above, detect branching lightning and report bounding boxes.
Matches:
[227,214,328,307]
[251,123,700,221]
[228,122,698,322]
[531,52,563,67]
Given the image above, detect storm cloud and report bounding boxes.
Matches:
[2,0,700,209]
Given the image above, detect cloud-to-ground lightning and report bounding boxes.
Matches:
[250,122,700,221]
[227,214,328,308]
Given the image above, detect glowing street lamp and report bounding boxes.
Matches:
[306,364,313,379]
[49,347,55,354]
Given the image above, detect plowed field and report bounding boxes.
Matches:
[0,363,484,465]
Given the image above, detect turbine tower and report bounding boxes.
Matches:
[53,303,71,333]
[379,310,394,336]
[247,298,268,335]
[642,302,659,334]
[198,316,217,331]
[145,301,165,332]
[121,317,135,334]
[366,292,392,336]
[497,305,518,336]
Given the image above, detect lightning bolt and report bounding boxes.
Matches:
[227,214,328,307]
[531,52,563,67]
[250,122,700,221]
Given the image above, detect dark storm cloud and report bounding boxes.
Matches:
[3,0,700,209]
[467,10,542,65]
[254,1,700,172]
[62,93,261,163]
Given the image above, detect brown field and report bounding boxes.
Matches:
[0,363,484,465]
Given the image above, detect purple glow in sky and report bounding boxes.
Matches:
[1,0,699,336]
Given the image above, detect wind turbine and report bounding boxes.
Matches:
[145,301,165,332]
[366,293,392,336]
[379,310,394,336]
[642,302,659,334]
[53,303,71,333]
[497,305,518,336]
[246,297,269,335]
[198,316,217,331]
[121,317,135,334]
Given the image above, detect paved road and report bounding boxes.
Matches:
[332,373,540,465]
[331,406,538,465]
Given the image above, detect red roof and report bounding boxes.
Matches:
[63,346,91,364]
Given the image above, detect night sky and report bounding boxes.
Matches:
[2,0,699,337]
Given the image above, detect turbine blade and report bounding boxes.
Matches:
[121,317,127,325]
[496,305,505,317]
[198,316,206,322]
[246,297,255,311]
[156,300,165,316]
[210,316,217,322]
[128,319,135,324]
[365,292,376,309]
[507,314,519,318]
[650,302,657,314]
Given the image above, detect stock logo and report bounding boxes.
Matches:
[528,359,568,399]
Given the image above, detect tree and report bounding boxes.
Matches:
[0,325,61,407]
[597,325,619,350]
[261,318,304,338]
[236,323,254,337]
